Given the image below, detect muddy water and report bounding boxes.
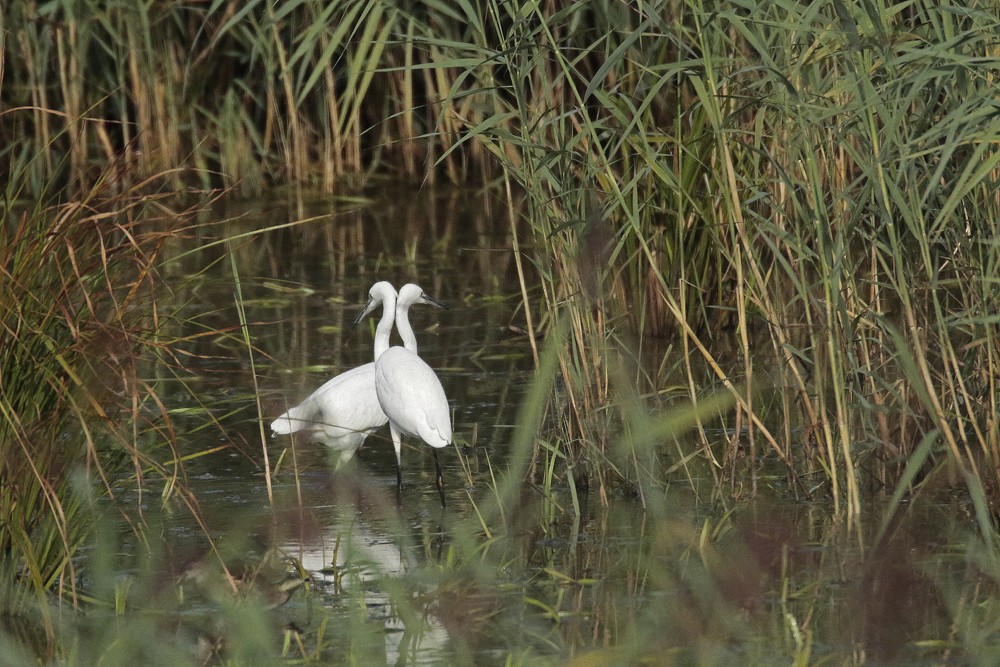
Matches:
[139,186,987,665]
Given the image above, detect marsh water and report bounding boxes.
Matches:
[108,185,991,665]
[142,184,550,663]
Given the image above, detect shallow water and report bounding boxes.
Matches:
[143,186,540,662]
[173,188,529,489]
[100,186,997,665]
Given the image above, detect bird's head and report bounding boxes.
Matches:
[398,283,448,311]
[352,281,398,327]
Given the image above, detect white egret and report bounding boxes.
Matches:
[356,283,452,508]
[271,282,407,471]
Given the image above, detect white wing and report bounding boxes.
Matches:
[272,362,388,461]
[374,347,451,448]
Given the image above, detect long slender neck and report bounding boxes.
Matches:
[373,293,397,360]
[396,299,418,353]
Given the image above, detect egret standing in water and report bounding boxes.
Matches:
[355,283,452,508]
[272,281,443,475]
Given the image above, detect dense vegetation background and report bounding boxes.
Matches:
[3,0,1000,663]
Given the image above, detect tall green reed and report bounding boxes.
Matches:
[443,0,1000,525]
[1,0,498,196]
[7,0,1000,527]
[0,148,228,650]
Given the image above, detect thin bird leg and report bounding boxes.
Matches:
[396,464,403,504]
[391,425,403,505]
[433,449,446,509]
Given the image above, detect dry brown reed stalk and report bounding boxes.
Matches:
[4,1,508,196]
[0,158,242,628]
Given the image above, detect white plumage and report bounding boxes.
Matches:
[371,283,452,507]
[270,282,401,469]
[270,363,385,468]
[273,280,451,506]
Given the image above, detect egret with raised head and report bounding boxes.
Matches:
[355,282,452,508]
[272,281,442,474]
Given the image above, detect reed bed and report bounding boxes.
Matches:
[8,0,997,520]
[0,159,237,645]
[445,0,1000,528]
[5,0,1000,662]
[1,0,493,195]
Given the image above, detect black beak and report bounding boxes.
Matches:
[421,293,448,310]
[351,298,378,328]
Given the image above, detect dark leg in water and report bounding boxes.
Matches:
[391,426,404,505]
[396,464,403,505]
[434,449,446,509]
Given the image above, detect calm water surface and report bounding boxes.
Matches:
[123,186,988,665]
[151,186,544,662]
